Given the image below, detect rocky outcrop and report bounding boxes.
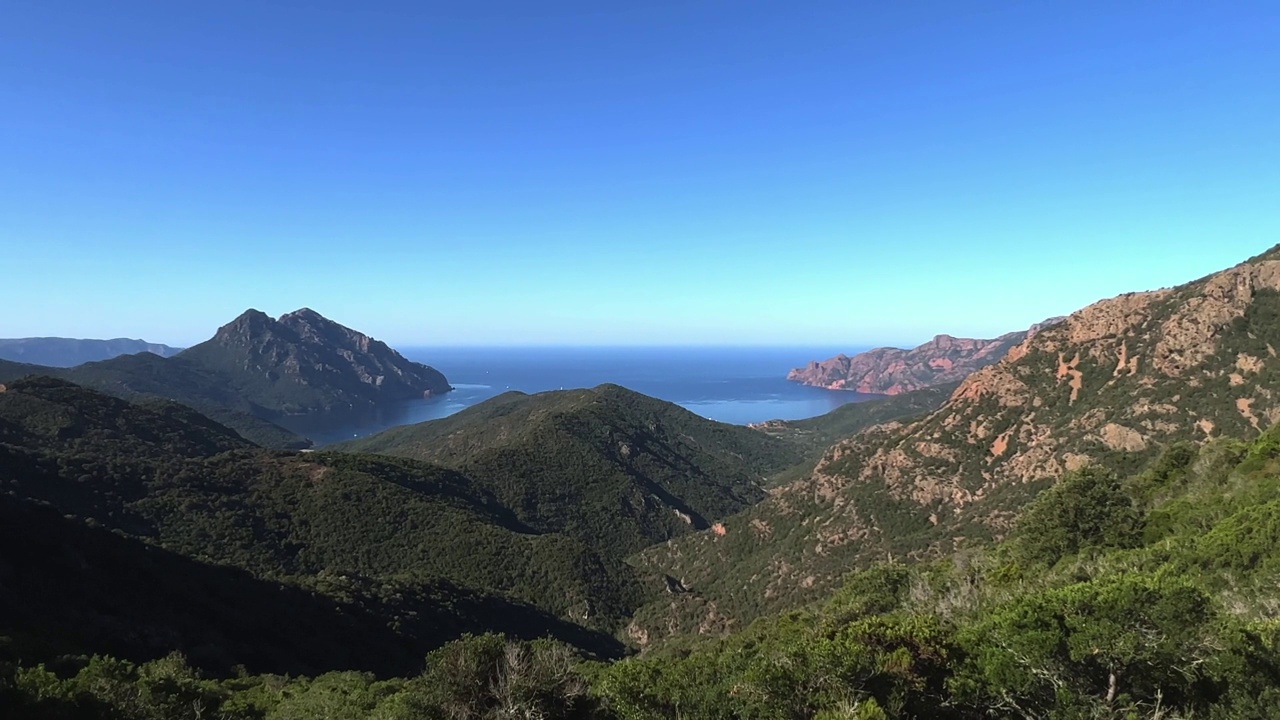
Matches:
[787,318,1062,395]
[635,244,1280,637]
[178,308,451,414]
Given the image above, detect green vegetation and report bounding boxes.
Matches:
[340,384,805,559]
[0,353,310,447]
[0,357,44,380]
[0,494,612,678]
[0,635,605,720]
[18,419,1280,718]
[585,426,1280,719]
[1011,466,1143,565]
[0,377,632,666]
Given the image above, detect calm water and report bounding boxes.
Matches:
[279,346,878,446]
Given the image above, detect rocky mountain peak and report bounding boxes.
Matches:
[277,307,366,348]
[213,309,277,342]
[279,307,324,322]
[179,308,451,415]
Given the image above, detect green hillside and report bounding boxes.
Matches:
[0,378,636,654]
[0,494,616,678]
[11,409,1280,718]
[0,358,44,380]
[586,428,1280,719]
[340,384,805,559]
[0,353,311,448]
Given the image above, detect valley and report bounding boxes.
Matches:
[8,247,1280,718]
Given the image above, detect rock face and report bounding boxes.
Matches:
[178,308,452,415]
[787,319,1063,395]
[0,337,182,367]
[635,244,1280,635]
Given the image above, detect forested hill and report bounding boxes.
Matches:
[0,377,632,667]
[11,380,1280,717]
[0,358,44,382]
[0,353,311,449]
[0,493,615,677]
[339,383,806,559]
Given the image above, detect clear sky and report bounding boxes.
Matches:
[1,1,1277,347]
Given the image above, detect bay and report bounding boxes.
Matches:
[278,345,878,446]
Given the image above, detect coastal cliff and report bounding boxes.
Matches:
[788,318,1062,395]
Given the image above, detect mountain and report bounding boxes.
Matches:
[0,308,450,448]
[338,384,806,560]
[787,318,1063,395]
[634,244,1280,633]
[0,377,626,663]
[0,336,182,367]
[177,308,452,414]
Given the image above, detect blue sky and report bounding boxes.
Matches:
[1,1,1277,347]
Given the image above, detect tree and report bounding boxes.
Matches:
[956,576,1215,717]
[1015,467,1143,566]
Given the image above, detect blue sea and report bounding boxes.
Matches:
[280,346,878,446]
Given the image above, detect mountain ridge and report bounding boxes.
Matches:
[788,317,1063,395]
[0,336,182,367]
[634,243,1280,636]
[0,376,633,658]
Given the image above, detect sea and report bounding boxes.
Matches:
[278,345,879,446]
